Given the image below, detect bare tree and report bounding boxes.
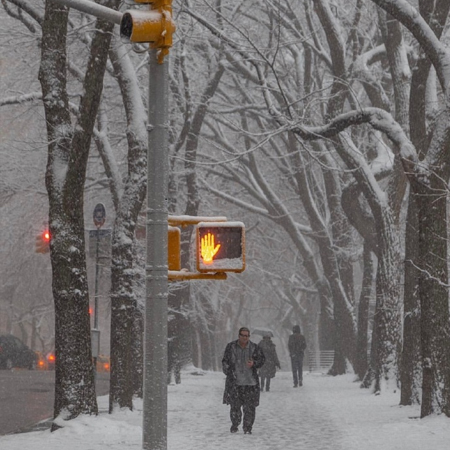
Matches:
[38,0,120,423]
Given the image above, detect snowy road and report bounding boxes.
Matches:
[169,370,345,450]
[0,370,109,435]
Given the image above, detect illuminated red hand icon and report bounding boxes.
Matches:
[201,232,221,264]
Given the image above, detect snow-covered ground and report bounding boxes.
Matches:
[1,368,449,450]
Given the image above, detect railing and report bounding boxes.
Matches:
[306,350,335,373]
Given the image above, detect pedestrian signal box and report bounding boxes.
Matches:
[196,222,245,273]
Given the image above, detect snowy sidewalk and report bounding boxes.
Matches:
[169,369,450,450]
[1,368,450,450]
[169,370,345,450]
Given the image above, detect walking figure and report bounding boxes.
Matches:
[257,335,280,392]
[222,327,265,434]
[288,325,306,387]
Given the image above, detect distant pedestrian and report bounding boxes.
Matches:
[288,325,306,387]
[257,335,280,392]
[167,339,181,385]
[222,327,265,434]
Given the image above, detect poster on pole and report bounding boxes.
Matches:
[93,203,106,228]
[88,229,112,259]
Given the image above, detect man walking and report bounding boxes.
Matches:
[222,327,265,434]
[288,325,307,387]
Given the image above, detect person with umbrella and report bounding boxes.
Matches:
[257,333,281,392]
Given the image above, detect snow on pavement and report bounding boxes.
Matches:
[169,370,345,450]
[1,367,450,450]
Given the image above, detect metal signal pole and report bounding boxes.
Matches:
[144,48,169,450]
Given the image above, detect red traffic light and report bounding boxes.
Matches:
[196,222,245,273]
[35,230,51,254]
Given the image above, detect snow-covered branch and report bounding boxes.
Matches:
[370,0,450,91]
[290,107,418,173]
[0,92,42,107]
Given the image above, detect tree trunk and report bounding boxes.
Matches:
[51,220,97,421]
[400,191,421,405]
[371,209,401,393]
[109,202,146,412]
[38,1,117,423]
[106,31,148,411]
[354,244,374,381]
[132,308,144,397]
[415,184,450,417]
[318,293,335,351]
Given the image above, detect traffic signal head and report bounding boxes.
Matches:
[35,229,51,254]
[120,0,176,56]
[196,222,245,273]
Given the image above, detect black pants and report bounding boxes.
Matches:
[291,354,304,386]
[260,376,271,391]
[230,385,256,431]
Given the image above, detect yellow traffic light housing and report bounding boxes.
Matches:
[120,0,176,62]
[168,226,181,271]
[196,222,245,273]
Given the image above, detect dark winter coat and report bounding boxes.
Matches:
[257,339,280,378]
[288,332,307,358]
[222,340,265,406]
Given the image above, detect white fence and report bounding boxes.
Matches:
[306,350,335,373]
